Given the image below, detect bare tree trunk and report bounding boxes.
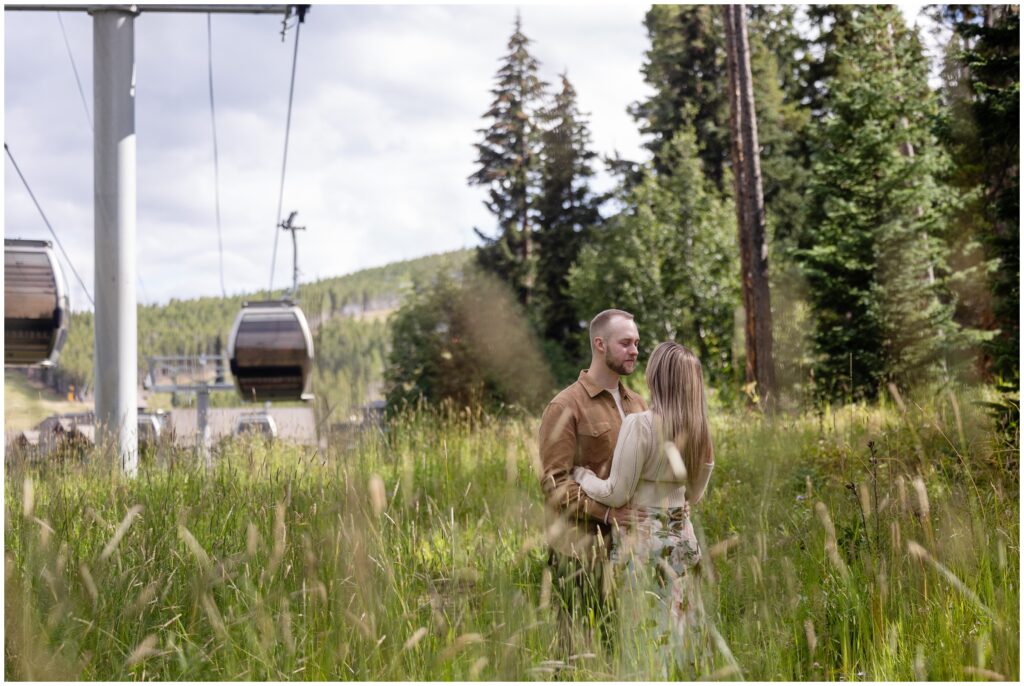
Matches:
[724,5,755,391]
[725,4,777,408]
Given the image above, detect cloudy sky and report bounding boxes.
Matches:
[4,3,939,310]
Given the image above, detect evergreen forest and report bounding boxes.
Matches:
[390,5,1018,435]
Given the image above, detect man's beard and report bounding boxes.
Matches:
[607,352,635,376]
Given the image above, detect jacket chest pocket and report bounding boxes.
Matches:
[577,421,614,472]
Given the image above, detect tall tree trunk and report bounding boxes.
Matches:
[724,6,754,390]
[725,4,777,408]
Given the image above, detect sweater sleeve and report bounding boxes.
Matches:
[573,414,648,508]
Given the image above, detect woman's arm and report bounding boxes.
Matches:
[571,414,648,508]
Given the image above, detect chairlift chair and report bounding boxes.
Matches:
[227,299,314,402]
[4,239,70,366]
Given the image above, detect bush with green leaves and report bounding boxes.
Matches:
[385,267,554,414]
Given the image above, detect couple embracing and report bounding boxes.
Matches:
[538,309,715,658]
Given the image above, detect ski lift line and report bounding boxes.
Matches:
[57,11,92,132]
[268,10,304,293]
[56,13,153,307]
[4,142,95,307]
[56,12,156,306]
[207,12,227,298]
[6,5,293,14]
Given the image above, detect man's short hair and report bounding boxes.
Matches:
[589,309,635,346]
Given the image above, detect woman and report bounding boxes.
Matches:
[571,341,715,655]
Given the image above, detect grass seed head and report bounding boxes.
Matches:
[539,567,552,610]
[896,475,908,514]
[22,477,34,519]
[201,592,228,639]
[814,502,837,544]
[911,476,930,520]
[962,666,1005,681]
[707,666,743,680]
[177,525,212,574]
[266,502,287,578]
[664,441,687,480]
[469,657,489,679]
[505,442,518,484]
[100,505,143,562]
[280,597,295,654]
[439,632,483,661]
[369,474,387,516]
[804,619,817,656]
[748,554,763,586]
[403,626,428,651]
[128,581,159,617]
[858,482,872,520]
[709,534,741,560]
[825,541,850,581]
[246,522,260,558]
[914,645,927,680]
[888,382,908,413]
[78,563,98,606]
[125,634,159,667]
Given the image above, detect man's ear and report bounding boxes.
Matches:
[593,336,605,354]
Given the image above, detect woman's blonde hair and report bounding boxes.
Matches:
[645,341,713,479]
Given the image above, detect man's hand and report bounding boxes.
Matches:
[606,504,647,528]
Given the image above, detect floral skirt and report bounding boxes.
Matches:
[612,506,707,673]
[610,506,701,574]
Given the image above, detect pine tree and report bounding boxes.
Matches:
[748,5,815,110]
[468,13,547,305]
[628,5,731,189]
[569,126,739,386]
[953,5,1019,383]
[747,8,813,246]
[534,74,602,373]
[932,4,1019,439]
[799,6,967,400]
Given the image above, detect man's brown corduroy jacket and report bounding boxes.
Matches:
[538,369,647,562]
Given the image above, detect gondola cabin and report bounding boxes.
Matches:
[4,239,70,366]
[227,300,314,402]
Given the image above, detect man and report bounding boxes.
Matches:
[538,308,647,647]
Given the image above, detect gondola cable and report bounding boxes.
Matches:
[268,7,305,294]
[217,6,314,403]
[207,13,227,298]
[53,14,152,306]
[4,142,94,308]
[57,11,92,132]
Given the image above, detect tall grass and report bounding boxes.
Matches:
[5,386,1018,680]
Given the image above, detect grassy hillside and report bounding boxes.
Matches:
[4,371,91,433]
[50,248,473,418]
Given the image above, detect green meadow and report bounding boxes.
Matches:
[4,385,1018,680]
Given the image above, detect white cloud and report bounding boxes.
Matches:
[5,5,650,308]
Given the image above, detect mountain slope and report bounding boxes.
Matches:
[49,248,473,418]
